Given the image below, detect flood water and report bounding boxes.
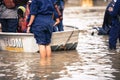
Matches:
[0,31,120,80]
[0,7,120,80]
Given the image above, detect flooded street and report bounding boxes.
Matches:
[0,6,120,80]
[0,32,120,80]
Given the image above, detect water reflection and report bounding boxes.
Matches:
[75,31,120,80]
[0,39,120,80]
[0,50,81,80]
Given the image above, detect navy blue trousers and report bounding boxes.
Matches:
[0,19,18,32]
[109,22,120,49]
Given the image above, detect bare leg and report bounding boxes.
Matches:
[46,44,52,57]
[40,58,46,66]
[39,45,47,58]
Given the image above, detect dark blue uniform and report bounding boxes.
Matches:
[109,0,120,49]
[98,0,116,35]
[56,0,64,31]
[53,10,59,32]
[51,0,59,32]
[103,1,115,32]
[30,0,54,45]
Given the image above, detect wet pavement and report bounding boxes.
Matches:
[0,7,120,80]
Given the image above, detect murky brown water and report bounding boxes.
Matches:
[77,31,120,80]
[0,30,120,80]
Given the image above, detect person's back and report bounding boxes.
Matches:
[27,0,55,58]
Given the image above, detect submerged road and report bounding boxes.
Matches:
[0,7,120,80]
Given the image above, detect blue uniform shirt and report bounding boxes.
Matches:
[30,0,55,45]
[30,0,54,15]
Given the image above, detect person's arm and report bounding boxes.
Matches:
[26,0,38,33]
[54,4,62,17]
[26,15,35,33]
[53,18,60,26]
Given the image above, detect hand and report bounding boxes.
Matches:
[26,24,31,33]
